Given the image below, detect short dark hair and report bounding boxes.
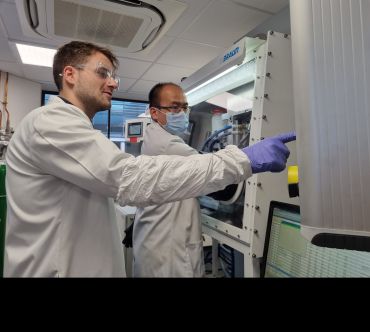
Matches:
[148,82,182,108]
[53,41,119,91]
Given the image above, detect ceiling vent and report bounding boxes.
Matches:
[15,0,186,53]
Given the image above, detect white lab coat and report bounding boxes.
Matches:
[4,97,251,277]
[133,122,206,277]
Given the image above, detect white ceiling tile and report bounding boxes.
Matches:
[117,77,137,92]
[157,39,224,69]
[141,64,194,84]
[0,0,290,100]
[22,65,54,82]
[181,0,270,47]
[166,0,213,37]
[122,36,175,62]
[129,80,158,93]
[116,58,152,79]
[115,91,148,102]
[230,0,289,14]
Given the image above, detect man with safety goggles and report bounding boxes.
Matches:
[4,41,295,277]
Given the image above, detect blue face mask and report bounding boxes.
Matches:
[162,111,189,135]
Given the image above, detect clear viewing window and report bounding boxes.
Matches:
[42,91,148,142]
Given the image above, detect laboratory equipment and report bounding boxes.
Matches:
[181,31,298,277]
[290,0,370,251]
[123,117,151,156]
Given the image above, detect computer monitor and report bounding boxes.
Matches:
[261,201,370,277]
[124,118,151,143]
[127,122,143,137]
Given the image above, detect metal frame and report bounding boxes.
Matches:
[200,32,299,277]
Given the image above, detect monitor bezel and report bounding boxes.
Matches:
[127,122,143,137]
[260,201,300,278]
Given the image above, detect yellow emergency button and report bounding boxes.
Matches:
[288,166,299,197]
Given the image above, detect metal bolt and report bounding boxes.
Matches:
[246,203,249,207]
[268,51,272,56]
[260,137,265,140]
[244,226,248,230]
[270,31,274,35]
[257,76,260,79]
[252,254,257,258]
[257,182,262,187]
[254,50,257,53]
[266,73,271,78]
[254,229,258,235]
[253,117,256,120]
[264,94,269,99]
[226,230,228,233]
[255,96,258,100]
[247,181,251,185]
[262,115,267,120]
[251,138,255,141]
[255,205,260,211]
[237,234,240,238]
[259,56,262,59]
[284,34,289,38]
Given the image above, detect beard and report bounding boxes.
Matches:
[75,85,111,115]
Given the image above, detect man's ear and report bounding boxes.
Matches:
[150,107,159,121]
[62,66,77,87]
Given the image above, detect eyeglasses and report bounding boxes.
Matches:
[73,62,120,90]
[154,105,191,114]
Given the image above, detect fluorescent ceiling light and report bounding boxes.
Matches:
[186,65,238,95]
[16,43,56,67]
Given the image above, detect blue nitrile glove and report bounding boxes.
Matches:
[242,132,296,173]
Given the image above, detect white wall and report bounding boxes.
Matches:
[0,72,41,130]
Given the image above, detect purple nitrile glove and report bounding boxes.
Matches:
[242,132,296,173]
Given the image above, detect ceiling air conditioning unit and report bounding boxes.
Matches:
[15,0,186,53]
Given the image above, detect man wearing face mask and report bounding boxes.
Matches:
[133,82,207,277]
[131,82,295,277]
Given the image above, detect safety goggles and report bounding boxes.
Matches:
[73,62,120,90]
[154,105,191,115]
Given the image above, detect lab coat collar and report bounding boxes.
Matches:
[48,96,92,123]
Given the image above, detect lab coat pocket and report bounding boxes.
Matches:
[185,241,205,277]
